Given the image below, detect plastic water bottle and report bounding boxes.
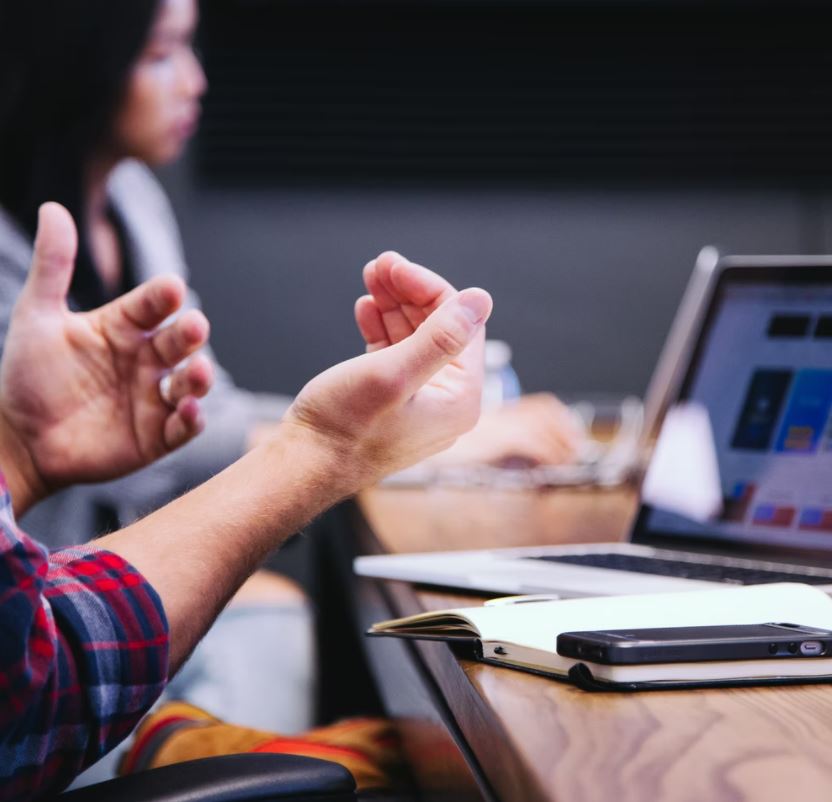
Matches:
[482,340,522,409]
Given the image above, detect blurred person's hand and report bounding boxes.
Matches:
[0,203,213,514]
[431,392,583,468]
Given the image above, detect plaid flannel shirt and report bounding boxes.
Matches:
[0,472,169,800]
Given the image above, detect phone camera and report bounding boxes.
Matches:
[788,642,798,654]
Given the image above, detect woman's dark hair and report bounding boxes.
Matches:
[0,0,160,306]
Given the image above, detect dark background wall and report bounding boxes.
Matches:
[159,0,832,400]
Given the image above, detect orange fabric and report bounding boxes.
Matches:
[120,701,403,790]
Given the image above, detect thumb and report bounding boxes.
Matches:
[21,203,78,310]
[376,287,493,397]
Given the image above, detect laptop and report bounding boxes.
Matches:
[355,255,832,597]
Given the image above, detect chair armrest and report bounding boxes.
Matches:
[59,753,356,802]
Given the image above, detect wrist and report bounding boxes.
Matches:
[262,418,367,505]
[0,411,48,516]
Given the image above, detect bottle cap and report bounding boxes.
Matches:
[484,339,512,371]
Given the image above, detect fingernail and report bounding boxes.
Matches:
[458,288,493,325]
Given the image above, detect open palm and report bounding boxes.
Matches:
[0,204,212,504]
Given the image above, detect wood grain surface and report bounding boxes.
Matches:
[358,484,832,802]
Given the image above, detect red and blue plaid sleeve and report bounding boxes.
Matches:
[0,473,169,801]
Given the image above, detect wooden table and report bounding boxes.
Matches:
[349,484,832,802]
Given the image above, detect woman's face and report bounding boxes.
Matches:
[111,0,207,166]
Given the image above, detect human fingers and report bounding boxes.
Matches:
[477,396,581,466]
[371,252,428,331]
[363,255,415,344]
[362,256,395,308]
[164,354,214,406]
[20,203,78,311]
[163,395,205,451]
[354,295,390,352]
[440,396,580,468]
[110,275,186,331]
[508,431,577,465]
[151,309,210,368]
[522,393,584,460]
[370,287,492,400]
[387,257,455,313]
[375,254,459,339]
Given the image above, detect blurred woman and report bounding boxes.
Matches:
[0,0,294,533]
[0,0,315,783]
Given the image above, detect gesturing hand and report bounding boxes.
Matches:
[284,252,492,490]
[354,250,457,353]
[357,253,583,468]
[0,203,213,514]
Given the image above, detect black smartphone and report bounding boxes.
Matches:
[556,623,832,665]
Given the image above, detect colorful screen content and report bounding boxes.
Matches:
[647,280,832,551]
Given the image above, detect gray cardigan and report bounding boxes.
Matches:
[0,160,292,547]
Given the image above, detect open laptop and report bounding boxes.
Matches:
[355,255,832,597]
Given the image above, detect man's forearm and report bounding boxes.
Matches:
[97,423,347,670]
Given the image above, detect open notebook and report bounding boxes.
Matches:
[368,584,832,690]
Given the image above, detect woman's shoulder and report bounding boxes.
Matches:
[107,159,189,281]
[108,159,175,218]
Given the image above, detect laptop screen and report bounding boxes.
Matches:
[639,265,832,558]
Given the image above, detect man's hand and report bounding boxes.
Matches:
[284,252,492,490]
[0,203,213,514]
[356,252,584,469]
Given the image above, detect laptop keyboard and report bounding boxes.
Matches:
[530,553,832,585]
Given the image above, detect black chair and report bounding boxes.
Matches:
[58,754,356,802]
